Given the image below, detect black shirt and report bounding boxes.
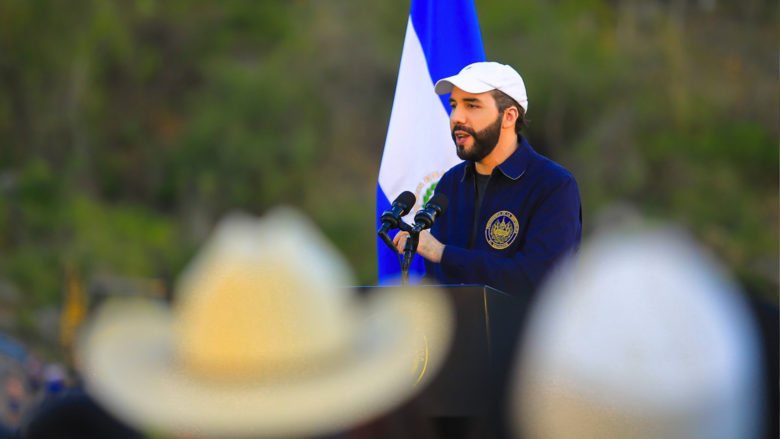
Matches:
[469,171,491,248]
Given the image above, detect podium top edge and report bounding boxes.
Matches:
[350,284,512,297]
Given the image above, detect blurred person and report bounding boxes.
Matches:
[509,227,767,439]
[0,374,24,437]
[394,62,581,298]
[76,208,454,438]
[41,364,66,396]
[23,354,43,397]
[4,376,24,426]
[19,387,141,439]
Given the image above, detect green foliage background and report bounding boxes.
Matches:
[0,0,777,347]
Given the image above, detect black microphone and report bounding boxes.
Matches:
[413,193,449,230]
[378,191,416,234]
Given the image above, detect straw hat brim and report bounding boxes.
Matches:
[76,287,453,438]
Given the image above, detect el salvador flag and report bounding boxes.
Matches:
[376,0,485,284]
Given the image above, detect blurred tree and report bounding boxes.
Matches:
[0,0,776,352]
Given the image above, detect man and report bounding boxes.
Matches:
[394,62,582,298]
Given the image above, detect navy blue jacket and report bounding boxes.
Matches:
[426,136,582,298]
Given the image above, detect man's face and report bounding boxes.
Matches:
[449,87,503,163]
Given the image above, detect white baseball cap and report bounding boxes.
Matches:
[435,61,528,112]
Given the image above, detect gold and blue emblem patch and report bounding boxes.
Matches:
[485,211,519,250]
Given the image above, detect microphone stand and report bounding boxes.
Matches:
[377,220,421,286]
[400,224,420,286]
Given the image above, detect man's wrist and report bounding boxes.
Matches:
[430,243,445,263]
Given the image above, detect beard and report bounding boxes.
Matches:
[452,114,503,162]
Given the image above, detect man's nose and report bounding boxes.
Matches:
[450,106,466,126]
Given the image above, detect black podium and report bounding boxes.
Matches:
[358,285,531,421]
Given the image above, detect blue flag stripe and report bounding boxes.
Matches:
[410,0,486,113]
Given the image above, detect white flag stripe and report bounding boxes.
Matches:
[378,18,458,219]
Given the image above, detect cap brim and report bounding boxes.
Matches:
[77,287,453,438]
[434,76,496,96]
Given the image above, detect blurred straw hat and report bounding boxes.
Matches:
[76,208,453,438]
[511,227,765,439]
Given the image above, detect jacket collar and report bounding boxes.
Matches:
[460,135,532,182]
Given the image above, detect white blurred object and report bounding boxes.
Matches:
[77,207,454,438]
[511,227,765,439]
[173,209,358,378]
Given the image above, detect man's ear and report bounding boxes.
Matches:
[502,106,519,129]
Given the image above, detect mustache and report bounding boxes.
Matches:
[452,125,476,136]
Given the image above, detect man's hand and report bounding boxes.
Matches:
[393,230,445,263]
